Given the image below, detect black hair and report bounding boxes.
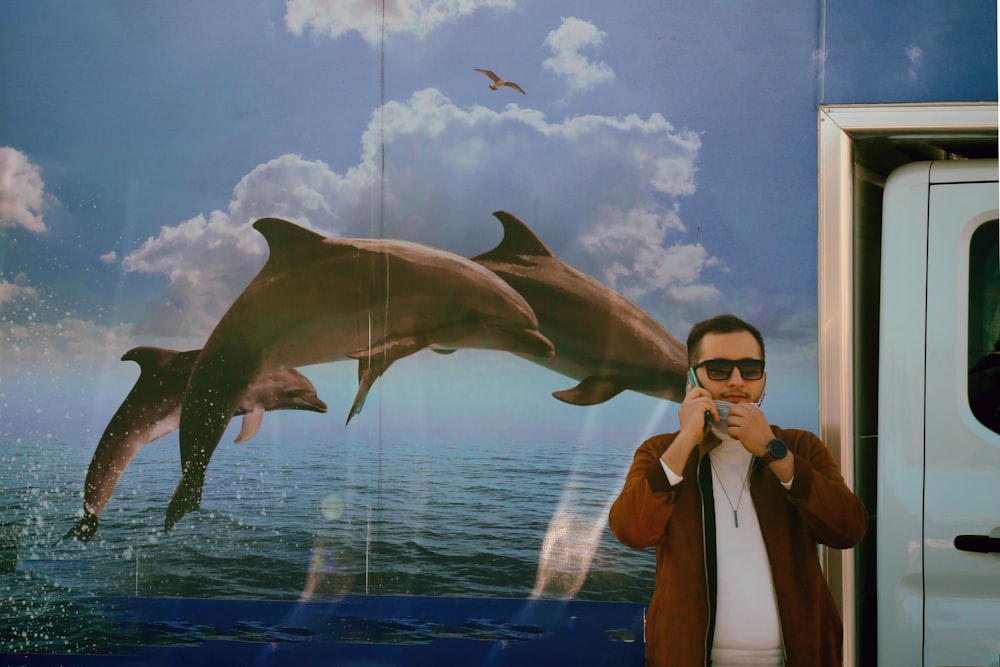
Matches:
[687,314,765,366]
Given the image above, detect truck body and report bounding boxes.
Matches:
[818,108,999,666]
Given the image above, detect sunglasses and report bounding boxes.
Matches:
[692,358,765,381]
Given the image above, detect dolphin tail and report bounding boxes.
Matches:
[164,473,205,533]
[552,376,626,406]
[64,513,100,544]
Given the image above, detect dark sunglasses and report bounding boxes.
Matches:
[692,358,765,381]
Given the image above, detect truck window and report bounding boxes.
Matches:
[967,219,1000,433]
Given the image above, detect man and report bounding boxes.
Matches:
[609,314,866,667]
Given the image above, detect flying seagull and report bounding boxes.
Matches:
[475,68,526,95]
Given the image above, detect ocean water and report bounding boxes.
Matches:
[0,432,656,654]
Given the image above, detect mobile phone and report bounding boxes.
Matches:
[687,367,701,389]
[687,368,711,428]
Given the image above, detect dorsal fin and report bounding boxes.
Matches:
[121,346,199,371]
[121,347,200,392]
[253,217,329,263]
[472,211,556,262]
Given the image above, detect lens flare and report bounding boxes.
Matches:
[320,494,345,521]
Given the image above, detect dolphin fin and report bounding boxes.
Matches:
[253,217,327,246]
[122,346,200,370]
[122,345,176,367]
[345,336,427,424]
[252,217,337,270]
[346,361,383,425]
[552,377,626,406]
[234,407,264,443]
[472,211,556,262]
[346,333,425,364]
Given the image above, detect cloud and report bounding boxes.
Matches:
[905,44,923,80]
[0,276,39,305]
[120,152,374,337]
[285,0,516,44]
[543,17,615,93]
[580,206,720,302]
[100,251,117,264]
[0,272,138,367]
[0,147,49,233]
[2,316,136,366]
[667,284,721,304]
[122,88,713,338]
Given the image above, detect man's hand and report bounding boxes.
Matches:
[727,403,794,484]
[725,402,772,456]
[678,385,718,438]
[660,385,719,478]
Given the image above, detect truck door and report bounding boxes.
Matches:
[923,159,1000,665]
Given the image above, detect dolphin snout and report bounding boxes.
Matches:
[294,394,329,413]
[506,327,555,358]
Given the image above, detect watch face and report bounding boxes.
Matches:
[768,439,787,459]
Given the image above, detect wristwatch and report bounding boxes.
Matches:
[760,438,788,465]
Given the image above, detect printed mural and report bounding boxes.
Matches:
[0,0,996,659]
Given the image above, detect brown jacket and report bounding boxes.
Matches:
[608,427,867,667]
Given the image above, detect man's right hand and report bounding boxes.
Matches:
[659,386,718,479]
[678,384,718,438]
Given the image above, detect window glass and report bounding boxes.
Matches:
[967,219,1000,432]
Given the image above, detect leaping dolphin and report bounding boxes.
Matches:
[472,210,688,405]
[165,217,555,532]
[67,346,328,543]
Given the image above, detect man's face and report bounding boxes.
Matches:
[692,330,767,403]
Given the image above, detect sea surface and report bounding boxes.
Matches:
[0,431,656,654]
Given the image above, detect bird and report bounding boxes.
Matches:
[475,68,526,95]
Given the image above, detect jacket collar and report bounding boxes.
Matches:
[698,428,722,456]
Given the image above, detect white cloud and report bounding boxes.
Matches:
[667,284,721,304]
[905,44,923,80]
[0,279,38,305]
[121,153,374,337]
[2,316,137,366]
[0,147,49,233]
[580,206,719,302]
[285,0,516,44]
[0,271,143,367]
[543,17,615,93]
[121,88,713,338]
[100,251,117,264]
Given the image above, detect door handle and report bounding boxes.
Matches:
[954,534,1000,553]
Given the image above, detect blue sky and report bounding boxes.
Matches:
[0,0,996,442]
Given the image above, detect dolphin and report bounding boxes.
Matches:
[67,346,328,543]
[164,217,554,531]
[472,210,688,405]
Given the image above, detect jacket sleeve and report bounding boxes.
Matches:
[782,429,868,549]
[608,435,685,549]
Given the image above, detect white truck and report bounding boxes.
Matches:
[818,104,999,667]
